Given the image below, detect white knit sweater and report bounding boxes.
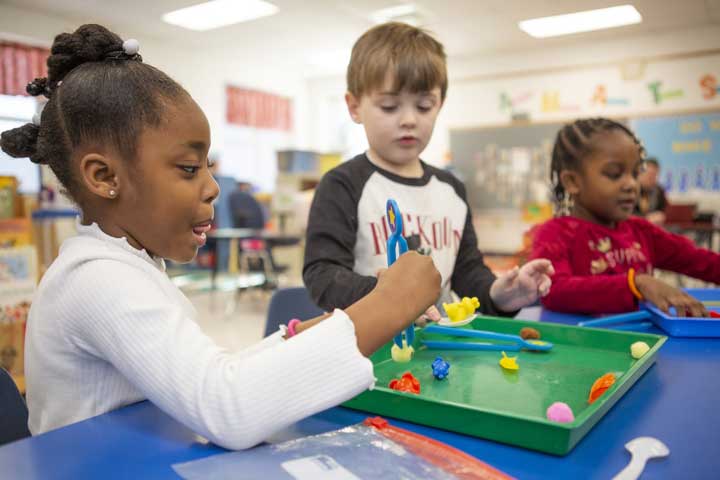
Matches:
[25,221,375,449]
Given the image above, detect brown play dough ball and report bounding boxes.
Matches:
[520,327,541,340]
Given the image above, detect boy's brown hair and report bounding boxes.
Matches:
[347,22,448,101]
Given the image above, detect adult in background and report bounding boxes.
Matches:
[635,158,668,225]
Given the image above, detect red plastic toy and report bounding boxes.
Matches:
[388,372,421,394]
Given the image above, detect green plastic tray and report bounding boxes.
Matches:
[343,316,666,455]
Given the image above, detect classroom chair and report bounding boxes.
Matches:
[0,368,30,446]
[265,287,324,337]
[230,189,289,290]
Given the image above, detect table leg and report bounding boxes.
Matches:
[228,238,238,274]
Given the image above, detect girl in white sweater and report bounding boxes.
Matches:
[0,24,440,450]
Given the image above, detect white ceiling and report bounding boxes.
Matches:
[4,0,720,65]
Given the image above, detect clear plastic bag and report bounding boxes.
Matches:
[173,417,512,480]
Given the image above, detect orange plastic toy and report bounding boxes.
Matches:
[389,372,421,394]
[588,373,616,404]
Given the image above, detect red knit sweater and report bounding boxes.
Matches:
[530,216,720,314]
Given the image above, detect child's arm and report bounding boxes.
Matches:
[532,223,636,314]
[640,219,720,284]
[539,258,637,314]
[449,185,552,315]
[449,197,502,314]
[303,170,377,311]
[66,253,439,450]
[297,252,440,355]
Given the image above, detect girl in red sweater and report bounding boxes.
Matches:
[531,118,719,315]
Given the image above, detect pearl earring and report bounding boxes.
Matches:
[109,189,117,197]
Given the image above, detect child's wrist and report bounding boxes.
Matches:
[286,318,301,338]
[367,288,416,329]
[488,279,511,311]
[628,269,647,300]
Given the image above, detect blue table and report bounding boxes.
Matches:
[1,308,718,479]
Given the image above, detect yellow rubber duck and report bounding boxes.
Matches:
[499,351,519,371]
[442,297,480,323]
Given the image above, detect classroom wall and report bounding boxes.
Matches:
[303,24,720,162]
[0,4,312,181]
[4,5,719,198]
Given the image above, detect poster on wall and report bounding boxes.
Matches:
[447,54,720,128]
[630,112,720,200]
[0,245,36,379]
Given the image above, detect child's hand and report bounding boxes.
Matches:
[347,251,441,356]
[423,305,442,321]
[375,252,442,322]
[489,259,554,312]
[635,274,708,317]
[415,305,442,327]
[376,267,442,326]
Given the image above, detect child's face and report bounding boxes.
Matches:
[346,73,442,169]
[563,130,642,226]
[115,99,219,262]
[639,163,659,189]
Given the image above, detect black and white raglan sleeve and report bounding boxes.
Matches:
[448,180,511,317]
[303,166,377,311]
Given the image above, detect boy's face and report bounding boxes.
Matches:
[346,73,442,170]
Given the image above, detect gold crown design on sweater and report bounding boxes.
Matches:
[591,258,609,274]
[596,238,612,253]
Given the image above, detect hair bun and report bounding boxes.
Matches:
[26,77,51,98]
[47,24,124,85]
[0,124,41,162]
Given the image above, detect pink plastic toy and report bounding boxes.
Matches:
[546,402,574,423]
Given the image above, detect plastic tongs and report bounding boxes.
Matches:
[578,311,653,331]
[422,324,553,352]
[386,199,414,348]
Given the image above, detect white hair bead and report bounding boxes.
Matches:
[122,39,140,56]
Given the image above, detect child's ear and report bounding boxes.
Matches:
[78,152,120,200]
[559,169,581,196]
[345,92,363,124]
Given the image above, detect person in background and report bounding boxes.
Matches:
[635,157,667,225]
[229,182,266,229]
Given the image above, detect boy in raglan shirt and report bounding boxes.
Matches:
[304,22,554,318]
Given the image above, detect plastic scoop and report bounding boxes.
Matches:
[612,437,669,480]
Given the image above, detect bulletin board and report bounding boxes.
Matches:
[630,111,720,194]
[450,122,565,212]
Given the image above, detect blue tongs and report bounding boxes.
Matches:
[577,311,653,331]
[422,324,554,352]
[387,199,414,348]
